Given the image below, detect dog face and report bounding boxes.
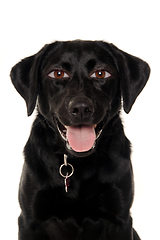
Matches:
[39,41,121,156]
[10,40,150,157]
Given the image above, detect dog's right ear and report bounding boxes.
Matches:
[10,45,48,116]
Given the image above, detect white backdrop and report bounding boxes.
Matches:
[0,0,159,239]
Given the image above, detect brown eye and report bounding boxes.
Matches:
[90,70,111,79]
[54,70,64,79]
[48,70,70,79]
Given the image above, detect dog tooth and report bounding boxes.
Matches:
[57,126,67,141]
[96,129,102,140]
[66,141,72,150]
[92,142,96,149]
[61,133,67,141]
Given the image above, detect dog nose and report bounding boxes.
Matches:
[69,97,94,121]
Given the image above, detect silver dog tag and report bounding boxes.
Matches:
[64,173,70,192]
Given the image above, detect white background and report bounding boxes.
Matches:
[0,0,160,239]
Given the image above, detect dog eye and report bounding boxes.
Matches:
[90,70,111,79]
[48,70,70,79]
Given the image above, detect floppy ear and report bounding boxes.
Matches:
[10,45,48,116]
[110,44,150,113]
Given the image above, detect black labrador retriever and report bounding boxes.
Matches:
[10,40,150,240]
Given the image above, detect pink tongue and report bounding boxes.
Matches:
[66,125,96,152]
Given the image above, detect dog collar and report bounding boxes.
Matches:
[59,154,74,193]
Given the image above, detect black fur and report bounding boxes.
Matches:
[10,40,150,240]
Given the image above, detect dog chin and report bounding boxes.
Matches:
[66,140,96,157]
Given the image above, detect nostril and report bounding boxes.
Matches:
[71,106,93,116]
[72,108,79,115]
[85,107,92,113]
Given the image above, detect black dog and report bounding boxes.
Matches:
[11,40,150,240]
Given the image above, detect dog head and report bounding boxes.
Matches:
[10,40,150,157]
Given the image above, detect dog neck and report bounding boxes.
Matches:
[59,154,74,193]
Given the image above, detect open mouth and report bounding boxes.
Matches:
[57,120,103,153]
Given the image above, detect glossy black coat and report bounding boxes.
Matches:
[10,40,150,240]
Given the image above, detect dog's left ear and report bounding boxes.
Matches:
[110,44,151,113]
[10,45,48,116]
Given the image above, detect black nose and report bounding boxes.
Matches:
[68,97,94,122]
